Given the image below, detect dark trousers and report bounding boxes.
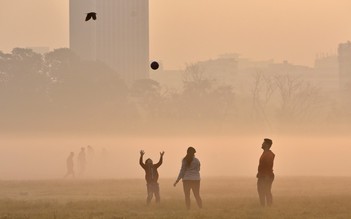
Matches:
[146,182,160,205]
[257,176,274,207]
[182,180,202,210]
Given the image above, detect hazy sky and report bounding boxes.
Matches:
[1,0,350,69]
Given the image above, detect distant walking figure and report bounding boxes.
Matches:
[64,152,75,178]
[77,147,86,176]
[257,138,275,207]
[85,12,97,21]
[139,150,164,205]
[174,147,202,210]
[87,145,95,165]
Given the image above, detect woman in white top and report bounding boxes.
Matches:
[174,147,202,210]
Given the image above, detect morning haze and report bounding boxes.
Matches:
[1,0,351,218]
[1,0,351,68]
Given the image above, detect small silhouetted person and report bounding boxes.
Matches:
[139,150,164,205]
[78,147,86,176]
[87,145,95,164]
[257,138,275,207]
[174,147,202,210]
[64,152,75,178]
[85,12,97,21]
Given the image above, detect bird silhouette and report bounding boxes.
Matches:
[85,12,97,21]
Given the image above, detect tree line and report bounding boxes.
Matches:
[0,48,348,134]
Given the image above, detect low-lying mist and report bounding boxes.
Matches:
[1,134,350,180]
[1,48,350,180]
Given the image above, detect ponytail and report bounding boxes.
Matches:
[183,153,194,167]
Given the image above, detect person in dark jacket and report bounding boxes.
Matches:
[139,150,164,205]
[256,138,275,207]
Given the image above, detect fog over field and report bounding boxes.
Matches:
[0,135,350,180]
[0,0,350,185]
[1,0,351,218]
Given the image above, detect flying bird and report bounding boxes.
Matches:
[85,12,97,21]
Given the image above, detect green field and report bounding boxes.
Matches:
[1,177,351,219]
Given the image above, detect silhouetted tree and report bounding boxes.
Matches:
[0,48,51,130]
[44,49,132,130]
[274,73,323,124]
[251,72,276,128]
[0,48,135,132]
[249,72,324,130]
[130,79,163,119]
[176,64,236,125]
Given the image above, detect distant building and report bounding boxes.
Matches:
[196,56,238,85]
[150,69,184,90]
[265,60,313,75]
[69,0,96,61]
[69,0,149,82]
[237,58,274,74]
[315,55,338,76]
[338,41,351,94]
[314,55,339,93]
[26,47,50,54]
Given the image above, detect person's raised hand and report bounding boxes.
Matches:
[140,150,145,156]
[160,151,165,157]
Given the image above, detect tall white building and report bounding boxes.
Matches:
[69,0,149,82]
[69,0,96,61]
[338,41,351,106]
[338,41,351,90]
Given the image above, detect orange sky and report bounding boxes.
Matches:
[0,0,350,69]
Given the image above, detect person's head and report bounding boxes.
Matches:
[145,158,153,165]
[184,147,196,166]
[187,147,196,156]
[262,138,273,150]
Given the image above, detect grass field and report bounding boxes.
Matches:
[1,177,351,219]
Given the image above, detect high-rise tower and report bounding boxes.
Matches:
[338,42,351,89]
[338,41,351,106]
[69,0,149,82]
[69,0,96,61]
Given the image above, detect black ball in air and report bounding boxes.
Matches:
[150,61,159,70]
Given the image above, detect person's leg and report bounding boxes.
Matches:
[82,163,86,175]
[146,183,153,205]
[265,176,274,206]
[191,180,202,209]
[78,164,82,175]
[257,178,266,207]
[64,169,73,178]
[183,181,191,210]
[154,183,160,203]
[69,169,75,178]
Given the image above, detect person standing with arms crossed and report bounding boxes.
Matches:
[257,138,275,207]
[174,147,202,210]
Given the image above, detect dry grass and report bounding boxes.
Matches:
[1,177,351,218]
